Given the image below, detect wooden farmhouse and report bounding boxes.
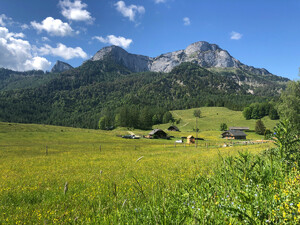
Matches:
[187,135,195,144]
[222,130,247,140]
[167,125,180,132]
[146,129,168,139]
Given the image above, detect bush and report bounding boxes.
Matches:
[220,123,228,131]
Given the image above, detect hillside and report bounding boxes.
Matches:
[0,41,289,129]
[0,60,284,128]
[170,107,278,131]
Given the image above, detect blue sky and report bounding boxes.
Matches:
[0,0,299,80]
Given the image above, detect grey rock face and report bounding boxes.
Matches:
[51,60,73,73]
[92,46,152,73]
[91,41,272,75]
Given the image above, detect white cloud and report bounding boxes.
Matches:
[39,43,87,60]
[0,14,12,26]
[93,35,132,49]
[42,37,50,42]
[24,57,51,71]
[0,27,24,39]
[183,17,190,26]
[154,0,167,3]
[59,0,94,23]
[230,31,242,40]
[115,1,145,22]
[31,17,74,37]
[21,24,29,30]
[0,26,51,71]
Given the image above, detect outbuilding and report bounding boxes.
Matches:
[187,135,195,144]
[146,129,169,139]
[167,125,180,132]
[222,130,247,139]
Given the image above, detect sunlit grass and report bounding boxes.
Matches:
[157,107,278,132]
[0,120,275,223]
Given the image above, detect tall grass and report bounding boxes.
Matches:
[1,120,298,224]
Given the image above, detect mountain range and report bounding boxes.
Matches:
[0,41,289,128]
[91,41,273,76]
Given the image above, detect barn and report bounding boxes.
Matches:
[146,129,169,139]
[222,130,247,139]
[187,135,195,144]
[167,125,180,132]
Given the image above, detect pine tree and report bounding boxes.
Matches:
[220,123,228,131]
[255,119,266,135]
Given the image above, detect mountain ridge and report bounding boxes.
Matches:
[91,41,274,76]
[51,60,73,73]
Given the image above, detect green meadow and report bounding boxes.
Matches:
[0,107,282,224]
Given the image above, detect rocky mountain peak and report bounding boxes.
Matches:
[185,41,220,55]
[91,45,151,73]
[90,41,272,76]
[51,60,73,73]
[91,45,127,61]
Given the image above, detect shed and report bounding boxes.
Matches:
[229,127,249,131]
[147,129,168,139]
[167,125,180,132]
[222,130,247,139]
[187,135,195,144]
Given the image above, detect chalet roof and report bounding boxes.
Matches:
[222,130,247,137]
[168,125,179,131]
[229,127,249,130]
[149,129,166,135]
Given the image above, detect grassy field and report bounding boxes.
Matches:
[0,107,279,224]
[168,107,278,132]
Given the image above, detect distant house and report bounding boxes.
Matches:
[187,135,195,144]
[146,129,168,139]
[167,125,180,132]
[229,127,249,131]
[222,130,247,139]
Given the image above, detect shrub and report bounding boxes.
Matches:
[220,123,228,131]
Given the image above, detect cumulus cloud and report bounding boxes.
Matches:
[0,14,12,26]
[59,0,94,23]
[183,17,190,26]
[24,57,51,71]
[93,35,132,49]
[31,17,74,37]
[39,43,87,60]
[115,1,145,22]
[0,26,51,71]
[230,31,242,40]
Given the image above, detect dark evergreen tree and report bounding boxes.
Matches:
[220,123,228,131]
[243,107,252,120]
[255,119,266,135]
[162,112,173,124]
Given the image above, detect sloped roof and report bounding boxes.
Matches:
[168,125,179,131]
[222,130,247,137]
[149,129,167,135]
[229,127,249,130]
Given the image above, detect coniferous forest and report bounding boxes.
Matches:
[0,60,288,129]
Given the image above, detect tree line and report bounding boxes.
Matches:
[98,106,174,130]
[243,102,279,120]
